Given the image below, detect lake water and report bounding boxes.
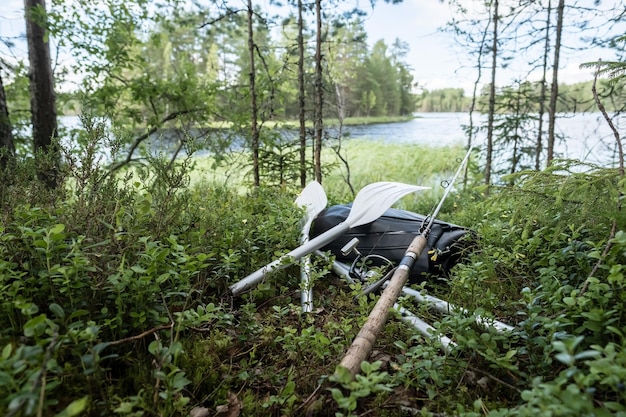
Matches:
[60,112,624,167]
[340,112,624,167]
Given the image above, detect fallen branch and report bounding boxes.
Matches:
[108,323,173,347]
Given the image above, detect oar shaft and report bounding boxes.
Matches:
[229,222,351,296]
[396,305,455,351]
[301,254,314,313]
[400,287,514,333]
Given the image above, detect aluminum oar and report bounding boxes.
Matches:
[327,257,455,350]
[229,182,430,296]
[294,181,328,313]
[400,286,514,333]
[396,306,455,352]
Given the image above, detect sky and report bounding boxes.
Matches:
[362,1,470,92]
[360,0,624,94]
[1,0,624,94]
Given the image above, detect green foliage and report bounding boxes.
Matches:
[0,123,306,415]
[581,36,626,85]
[2,106,626,415]
[440,159,626,416]
[330,361,394,416]
[417,88,470,112]
[257,131,307,188]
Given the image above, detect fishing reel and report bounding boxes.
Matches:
[340,237,396,296]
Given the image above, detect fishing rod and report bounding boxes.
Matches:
[337,146,474,380]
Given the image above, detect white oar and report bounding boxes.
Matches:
[326,257,455,351]
[400,286,514,333]
[230,182,430,296]
[396,306,455,352]
[294,181,328,313]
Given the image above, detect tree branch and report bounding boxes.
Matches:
[199,7,243,28]
[107,108,202,174]
[108,323,173,347]
[581,66,623,295]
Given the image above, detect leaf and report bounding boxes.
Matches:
[2,344,13,359]
[130,265,147,274]
[330,365,353,385]
[329,387,345,402]
[504,349,518,359]
[23,314,47,337]
[148,340,162,355]
[50,224,66,235]
[573,350,601,361]
[49,303,65,319]
[555,352,574,366]
[54,396,89,417]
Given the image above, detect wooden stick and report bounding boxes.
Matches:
[337,235,428,379]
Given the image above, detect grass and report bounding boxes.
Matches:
[189,140,468,215]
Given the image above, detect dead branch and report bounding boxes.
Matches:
[108,323,173,347]
[581,65,623,295]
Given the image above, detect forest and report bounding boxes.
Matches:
[1,0,626,416]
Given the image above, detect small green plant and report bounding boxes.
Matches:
[329,361,394,417]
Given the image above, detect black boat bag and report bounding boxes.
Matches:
[310,204,475,283]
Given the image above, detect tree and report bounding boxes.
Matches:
[313,0,323,184]
[535,0,552,171]
[546,0,564,166]
[485,0,499,186]
[24,0,59,188]
[247,0,260,187]
[0,67,15,170]
[297,0,307,188]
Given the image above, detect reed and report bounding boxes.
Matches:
[189,141,466,212]
[321,140,466,211]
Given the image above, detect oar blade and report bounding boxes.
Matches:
[230,181,428,296]
[295,181,328,227]
[347,182,430,227]
[296,181,328,313]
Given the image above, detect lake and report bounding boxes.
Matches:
[339,112,624,167]
[60,112,624,167]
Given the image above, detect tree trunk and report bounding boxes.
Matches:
[485,0,498,186]
[547,0,564,166]
[536,0,552,171]
[297,0,307,188]
[464,10,491,188]
[0,69,15,171]
[313,0,323,184]
[247,0,260,187]
[25,0,59,189]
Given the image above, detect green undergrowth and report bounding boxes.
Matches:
[1,136,625,416]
